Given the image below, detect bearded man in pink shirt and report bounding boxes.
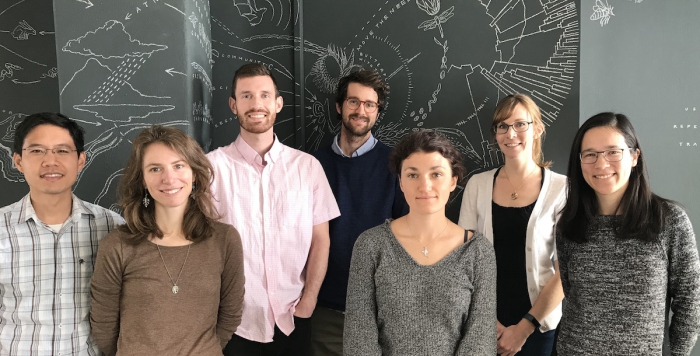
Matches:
[207,62,341,356]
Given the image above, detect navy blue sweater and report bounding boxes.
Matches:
[313,141,408,311]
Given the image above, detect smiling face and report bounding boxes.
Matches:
[337,82,380,139]
[494,103,543,162]
[399,151,457,215]
[230,75,283,135]
[142,142,194,214]
[13,124,86,200]
[580,126,639,208]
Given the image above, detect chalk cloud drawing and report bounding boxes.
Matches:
[60,19,182,186]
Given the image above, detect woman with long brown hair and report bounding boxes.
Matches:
[90,126,245,355]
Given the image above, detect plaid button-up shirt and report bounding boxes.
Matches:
[0,194,123,356]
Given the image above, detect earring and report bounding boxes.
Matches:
[142,189,150,208]
[190,183,196,199]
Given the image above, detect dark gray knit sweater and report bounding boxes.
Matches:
[343,220,497,356]
[557,203,700,356]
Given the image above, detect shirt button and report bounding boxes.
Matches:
[527,247,532,251]
[267,268,272,271]
[527,267,532,272]
[59,324,62,328]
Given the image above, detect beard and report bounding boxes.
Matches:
[239,109,275,134]
[341,113,375,138]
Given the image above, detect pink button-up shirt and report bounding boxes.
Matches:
[207,135,340,343]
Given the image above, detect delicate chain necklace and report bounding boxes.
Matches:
[156,243,192,294]
[405,217,449,257]
[503,166,538,200]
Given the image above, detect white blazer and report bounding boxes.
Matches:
[458,167,567,332]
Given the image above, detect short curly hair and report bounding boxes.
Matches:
[389,129,465,183]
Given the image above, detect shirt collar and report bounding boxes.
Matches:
[18,193,94,225]
[332,133,377,158]
[233,134,283,167]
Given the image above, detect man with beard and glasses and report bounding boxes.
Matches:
[207,62,340,356]
[310,69,408,356]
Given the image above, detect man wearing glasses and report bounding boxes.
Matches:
[310,69,408,356]
[0,112,124,355]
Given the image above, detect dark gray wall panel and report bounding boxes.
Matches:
[581,3,700,352]
[301,0,580,220]
[53,0,211,211]
[0,0,60,204]
[209,0,298,151]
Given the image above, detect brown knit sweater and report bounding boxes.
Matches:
[90,221,245,356]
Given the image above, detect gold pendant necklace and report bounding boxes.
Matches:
[405,217,449,257]
[503,166,537,200]
[156,243,191,294]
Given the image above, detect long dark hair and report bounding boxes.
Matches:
[557,112,670,243]
[118,125,220,245]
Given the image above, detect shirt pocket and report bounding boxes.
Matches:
[275,190,312,227]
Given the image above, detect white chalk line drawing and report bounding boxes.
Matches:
[416,0,454,39]
[191,62,213,94]
[231,0,297,30]
[61,58,113,95]
[0,112,26,182]
[74,104,176,122]
[591,0,615,26]
[0,0,25,17]
[309,44,358,94]
[166,68,186,76]
[0,44,47,67]
[0,63,22,81]
[11,20,35,40]
[76,0,93,9]
[94,168,122,208]
[62,20,167,59]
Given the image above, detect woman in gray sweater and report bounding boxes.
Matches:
[556,113,700,355]
[343,130,497,355]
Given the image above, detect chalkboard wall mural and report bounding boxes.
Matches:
[0,0,60,204]
[210,0,581,219]
[53,0,212,212]
[0,0,580,221]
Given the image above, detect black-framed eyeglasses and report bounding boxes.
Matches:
[493,121,532,134]
[22,147,78,158]
[345,98,380,113]
[579,148,635,164]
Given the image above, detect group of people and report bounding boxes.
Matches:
[0,61,699,356]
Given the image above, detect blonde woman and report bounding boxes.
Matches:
[459,94,565,356]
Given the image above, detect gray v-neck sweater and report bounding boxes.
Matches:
[343,220,497,355]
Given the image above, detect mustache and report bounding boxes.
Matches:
[244,109,270,115]
[348,114,369,121]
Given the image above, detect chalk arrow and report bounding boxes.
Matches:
[165,68,186,76]
[39,31,54,35]
[76,0,93,8]
[125,13,132,20]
